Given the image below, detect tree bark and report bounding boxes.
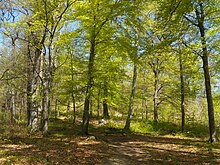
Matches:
[67,99,70,119]
[2,97,7,121]
[124,63,138,130]
[54,97,58,119]
[179,53,185,132]
[142,99,148,121]
[82,35,95,135]
[41,75,49,136]
[72,93,76,124]
[90,99,93,117]
[97,90,101,119]
[41,53,49,136]
[142,69,148,121]
[103,99,109,118]
[27,44,40,132]
[153,68,159,124]
[195,3,218,143]
[103,83,109,119]
[10,89,16,123]
[70,52,76,124]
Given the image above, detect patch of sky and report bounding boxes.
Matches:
[62,20,80,33]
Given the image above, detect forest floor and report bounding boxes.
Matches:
[0,119,220,165]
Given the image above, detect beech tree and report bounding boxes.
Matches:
[157,0,219,142]
[0,0,220,143]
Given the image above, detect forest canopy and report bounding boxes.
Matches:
[0,0,220,143]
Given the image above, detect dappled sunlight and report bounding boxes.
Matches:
[99,134,220,165]
[0,144,33,151]
[1,119,220,164]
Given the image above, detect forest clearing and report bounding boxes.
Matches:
[1,0,220,164]
[0,118,220,165]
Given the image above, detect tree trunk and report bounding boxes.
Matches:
[202,52,217,142]
[26,45,40,132]
[55,97,58,119]
[196,3,218,142]
[103,99,109,118]
[41,39,54,136]
[41,79,49,136]
[10,89,16,123]
[124,63,138,130]
[82,35,95,135]
[67,99,70,119]
[19,96,24,122]
[2,98,7,122]
[142,99,148,121]
[103,83,109,119]
[41,53,49,136]
[142,69,148,121]
[145,105,148,121]
[90,99,93,117]
[97,90,101,119]
[27,76,35,127]
[72,93,76,124]
[70,51,76,124]
[179,53,185,132]
[153,69,159,124]
[10,40,16,124]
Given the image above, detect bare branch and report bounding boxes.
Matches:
[0,69,9,80]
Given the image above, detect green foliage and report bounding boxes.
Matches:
[1,0,220,141]
[184,123,209,139]
[131,120,154,133]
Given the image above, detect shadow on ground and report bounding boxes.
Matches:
[98,133,220,165]
[0,119,108,165]
[0,119,220,165]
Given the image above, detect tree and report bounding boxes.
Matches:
[75,0,122,135]
[157,0,218,142]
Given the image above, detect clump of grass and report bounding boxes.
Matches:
[130,120,210,139]
[150,121,180,135]
[184,123,209,139]
[106,118,125,129]
[131,120,154,134]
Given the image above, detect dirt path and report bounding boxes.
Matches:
[1,121,220,164]
[97,134,220,165]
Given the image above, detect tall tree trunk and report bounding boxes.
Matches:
[124,63,138,130]
[153,69,159,124]
[142,69,148,121]
[67,99,70,119]
[19,96,24,122]
[70,53,76,124]
[3,97,7,121]
[179,53,185,132]
[141,99,144,120]
[41,53,49,136]
[10,39,16,123]
[145,105,148,121]
[70,50,76,124]
[142,99,148,121]
[103,83,109,119]
[82,35,95,135]
[97,90,101,119]
[41,77,48,136]
[54,97,58,119]
[195,3,218,142]
[27,73,34,127]
[10,89,16,123]
[90,99,93,117]
[72,93,76,124]
[27,45,40,132]
[41,39,54,136]
[103,99,109,119]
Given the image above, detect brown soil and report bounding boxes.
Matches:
[0,122,220,165]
